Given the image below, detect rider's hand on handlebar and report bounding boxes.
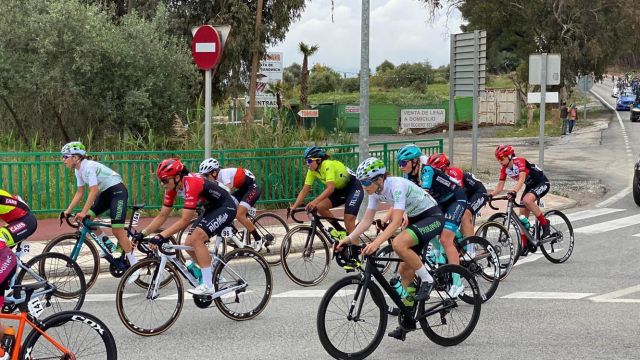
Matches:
[131,231,145,243]
[74,212,89,224]
[149,234,166,250]
[506,191,517,200]
[305,201,318,212]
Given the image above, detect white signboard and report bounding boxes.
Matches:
[345,105,360,113]
[527,92,559,104]
[245,82,277,108]
[528,54,561,85]
[400,109,446,129]
[259,52,283,82]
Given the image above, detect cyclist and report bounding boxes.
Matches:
[199,158,264,246]
[0,236,17,335]
[290,146,363,239]
[489,144,551,256]
[426,153,488,238]
[397,145,467,289]
[137,158,237,295]
[335,157,443,341]
[60,142,137,267]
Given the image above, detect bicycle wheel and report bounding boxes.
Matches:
[21,310,117,360]
[116,258,184,336]
[418,264,481,346]
[539,210,575,263]
[486,213,522,264]
[213,249,272,321]
[316,275,388,360]
[280,225,331,286]
[42,233,100,290]
[251,212,289,266]
[15,253,86,318]
[458,236,500,303]
[374,243,398,278]
[474,221,515,280]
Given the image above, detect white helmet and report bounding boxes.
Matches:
[356,157,386,182]
[61,141,86,156]
[199,158,220,174]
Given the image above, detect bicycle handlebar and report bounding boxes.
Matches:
[488,193,526,210]
[59,213,113,229]
[288,207,345,224]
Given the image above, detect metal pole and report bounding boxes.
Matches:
[448,35,455,162]
[471,30,479,173]
[358,0,370,163]
[205,69,212,158]
[539,53,547,168]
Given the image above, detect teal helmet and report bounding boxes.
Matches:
[303,146,325,159]
[396,144,422,161]
[356,157,386,182]
[61,141,86,156]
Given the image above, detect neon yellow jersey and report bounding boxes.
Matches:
[0,189,28,223]
[304,159,353,189]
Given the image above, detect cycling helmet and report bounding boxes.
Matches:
[303,146,325,159]
[396,144,422,161]
[356,157,386,182]
[495,144,514,160]
[334,245,362,271]
[156,158,185,179]
[426,153,450,170]
[199,158,220,174]
[61,141,86,156]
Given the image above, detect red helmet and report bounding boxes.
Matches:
[156,158,185,179]
[495,144,514,160]
[426,153,450,170]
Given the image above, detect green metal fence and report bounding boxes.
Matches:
[0,139,443,214]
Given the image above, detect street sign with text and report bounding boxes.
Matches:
[297,109,319,118]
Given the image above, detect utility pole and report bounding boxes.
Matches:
[358,0,370,163]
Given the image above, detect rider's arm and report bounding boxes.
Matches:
[291,184,311,209]
[512,172,527,193]
[141,205,172,235]
[369,209,404,249]
[79,185,99,215]
[344,208,376,244]
[491,180,505,196]
[158,208,195,238]
[65,186,85,213]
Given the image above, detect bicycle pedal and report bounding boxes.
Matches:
[388,306,400,316]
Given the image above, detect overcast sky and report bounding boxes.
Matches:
[268,0,466,76]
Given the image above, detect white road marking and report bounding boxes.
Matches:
[502,292,595,300]
[272,290,331,298]
[566,208,625,222]
[589,284,640,303]
[513,254,543,266]
[574,214,640,234]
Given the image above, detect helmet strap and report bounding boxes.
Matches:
[410,159,420,175]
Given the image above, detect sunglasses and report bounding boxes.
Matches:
[360,178,375,187]
[62,155,71,160]
[398,160,409,167]
[160,178,171,184]
[306,158,320,165]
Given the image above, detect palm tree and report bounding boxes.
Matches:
[299,42,319,108]
[265,81,285,110]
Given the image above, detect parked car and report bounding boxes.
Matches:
[631,101,640,122]
[634,159,640,206]
[616,92,635,111]
[612,86,619,98]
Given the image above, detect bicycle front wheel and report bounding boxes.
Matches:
[458,236,500,303]
[21,310,117,360]
[16,252,86,318]
[486,213,522,264]
[280,225,331,286]
[251,212,289,266]
[42,233,100,290]
[475,221,515,280]
[317,275,388,360]
[418,264,482,346]
[213,249,272,321]
[116,258,184,336]
[540,210,575,263]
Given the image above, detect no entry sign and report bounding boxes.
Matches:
[191,25,222,70]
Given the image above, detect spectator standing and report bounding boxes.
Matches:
[560,102,569,135]
[568,103,578,134]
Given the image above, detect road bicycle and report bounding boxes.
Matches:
[115,236,272,336]
[486,194,575,263]
[280,208,355,286]
[316,245,481,359]
[43,204,178,289]
[5,242,86,320]
[175,206,289,266]
[473,220,516,280]
[0,281,116,359]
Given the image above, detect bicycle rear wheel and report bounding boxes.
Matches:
[474,221,515,280]
[418,264,481,346]
[251,212,289,266]
[486,213,522,264]
[21,310,117,360]
[458,236,500,303]
[116,258,184,336]
[540,210,575,263]
[42,233,100,290]
[213,249,272,321]
[316,275,388,360]
[15,253,86,318]
[280,225,331,286]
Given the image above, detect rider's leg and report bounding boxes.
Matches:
[185,228,213,287]
[393,231,433,301]
[235,204,257,241]
[460,210,474,237]
[522,190,550,238]
[518,207,531,250]
[316,198,346,232]
[440,229,460,265]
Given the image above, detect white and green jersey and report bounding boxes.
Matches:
[75,160,122,192]
[367,177,437,217]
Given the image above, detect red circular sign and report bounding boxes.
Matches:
[191,25,222,70]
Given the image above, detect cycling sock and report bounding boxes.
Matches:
[329,220,346,232]
[536,213,548,225]
[521,233,528,247]
[126,252,138,265]
[202,267,213,288]
[251,230,261,241]
[416,266,433,283]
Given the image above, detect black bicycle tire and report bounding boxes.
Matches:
[20,310,117,360]
[486,212,523,264]
[251,212,290,266]
[41,233,100,291]
[540,210,575,263]
[316,275,388,360]
[457,236,500,303]
[474,221,515,280]
[280,225,331,286]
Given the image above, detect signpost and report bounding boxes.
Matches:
[191,25,230,158]
[577,75,594,122]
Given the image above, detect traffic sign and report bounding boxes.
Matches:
[527,92,559,103]
[297,109,319,117]
[191,25,222,70]
[577,75,594,92]
[529,54,561,85]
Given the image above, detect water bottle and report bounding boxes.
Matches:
[519,215,531,230]
[185,260,203,285]
[1,327,15,356]
[403,283,417,307]
[390,277,408,300]
[96,231,116,253]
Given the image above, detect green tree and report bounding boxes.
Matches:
[309,64,342,94]
[283,63,302,86]
[265,81,285,110]
[392,62,434,89]
[299,42,319,107]
[376,60,395,74]
[341,77,360,92]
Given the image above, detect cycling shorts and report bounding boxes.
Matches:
[439,196,466,233]
[327,177,364,216]
[0,245,17,308]
[232,181,261,209]
[523,181,550,200]
[89,183,128,227]
[405,207,444,255]
[190,199,237,238]
[466,192,488,216]
[0,212,37,247]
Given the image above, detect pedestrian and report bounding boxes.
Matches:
[560,102,569,135]
[569,103,578,134]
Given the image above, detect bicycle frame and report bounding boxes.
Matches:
[4,245,55,308]
[0,311,72,360]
